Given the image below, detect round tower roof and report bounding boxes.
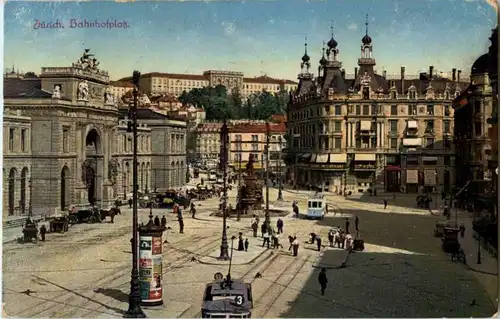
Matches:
[471,53,490,75]
[362,34,372,45]
[327,37,338,49]
[302,52,310,63]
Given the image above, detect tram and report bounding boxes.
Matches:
[201,236,254,318]
[306,193,326,219]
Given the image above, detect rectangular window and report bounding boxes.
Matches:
[356,105,361,115]
[63,127,70,153]
[389,120,398,132]
[391,105,398,116]
[475,122,482,136]
[252,143,259,151]
[21,129,26,152]
[362,105,370,115]
[390,138,398,149]
[334,121,342,132]
[426,105,434,115]
[124,135,128,152]
[334,138,342,149]
[251,135,258,142]
[443,121,450,133]
[409,105,417,115]
[9,128,14,151]
[426,138,435,148]
[444,105,451,116]
[425,120,434,133]
[474,100,481,114]
[335,105,341,115]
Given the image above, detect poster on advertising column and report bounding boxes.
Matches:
[139,235,153,302]
[138,233,163,305]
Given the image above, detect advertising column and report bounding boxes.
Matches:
[138,213,165,307]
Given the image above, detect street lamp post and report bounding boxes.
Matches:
[237,140,242,221]
[124,71,146,318]
[277,136,283,201]
[265,122,271,227]
[28,178,33,217]
[218,121,230,260]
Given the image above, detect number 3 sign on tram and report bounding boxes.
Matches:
[235,295,244,305]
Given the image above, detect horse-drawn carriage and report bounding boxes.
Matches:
[149,189,191,209]
[68,204,101,224]
[50,216,69,233]
[416,195,432,208]
[22,220,38,243]
[100,201,121,223]
[441,226,466,263]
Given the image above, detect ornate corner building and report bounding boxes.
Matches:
[453,27,498,216]
[284,17,469,194]
[3,51,187,219]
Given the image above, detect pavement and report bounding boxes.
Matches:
[2,174,497,318]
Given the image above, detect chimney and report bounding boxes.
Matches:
[429,66,434,80]
[452,68,456,82]
[457,70,462,82]
[354,67,358,78]
[401,66,406,95]
[341,68,346,79]
[383,70,387,78]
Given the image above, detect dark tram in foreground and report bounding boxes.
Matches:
[201,272,253,318]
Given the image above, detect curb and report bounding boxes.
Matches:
[196,247,269,266]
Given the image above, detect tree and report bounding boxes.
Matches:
[250,91,280,120]
[229,88,244,118]
[24,72,37,78]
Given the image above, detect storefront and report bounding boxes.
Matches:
[353,154,376,191]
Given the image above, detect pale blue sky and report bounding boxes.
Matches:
[4,0,498,81]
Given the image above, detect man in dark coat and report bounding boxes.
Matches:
[40,225,47,241]
[161,215,167,228]
[318,268,328,295]
[261,222,267,238]
[354,216,359,231]
[384,199,388,209]
[128,198,133,209]
[154,216,160,227]
[316,236,322,251]
[345,218,350,234]
[176,204,184,234]
[277,218,284,234]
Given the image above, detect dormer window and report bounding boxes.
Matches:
[409,90,416,99]
[390,90,397,99]
[362,87,370,99]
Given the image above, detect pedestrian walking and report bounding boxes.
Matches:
[292,236,299,257]
[288,235,294,251]
[262,232,270,249]
[40,225,47,242]
[244,238,249,251]
[328,229,334,247]
[345,218,350,234]
[316,236,322,251]
[355,216,359,231]
[309,232,317,244]
[261,222,266,238]
[383,199,388,209]
[318,268,328,296]
[190,203,196,218]
[154,216,160,227]
[277,218,284,234]
[459,223,465,238]
[238,232,245,251]
[176,204,184,234]
[161,215,167,228]
[251,215,259,237]
[128,198,133,209]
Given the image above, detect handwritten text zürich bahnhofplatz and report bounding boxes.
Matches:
[33,19,130,29]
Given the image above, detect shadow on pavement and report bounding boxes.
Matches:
[277,209,496,317]
[94,288,129,303]
[281,249,495,318]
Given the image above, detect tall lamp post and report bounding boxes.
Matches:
[277,135,283,201]
[237,139,242,221]
[218,121,230,260]
[28,178,33,217]
[265,122,271,227]
[124,71,146,318]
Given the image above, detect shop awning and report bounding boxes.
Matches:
[408,120,418,129]
[422,156,438,162]
[354,154,376,161]
[360,121,371,131]
[385,165,401,172]
[316,154,329,163]
[310,154,318,163]
[403,138,422,146]
[329,154,347,163]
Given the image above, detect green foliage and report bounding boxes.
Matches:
[178,85,289,120]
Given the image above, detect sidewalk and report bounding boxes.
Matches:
[458,216,498,306]
[197,241,269,265]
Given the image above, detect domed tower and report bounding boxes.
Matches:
[319,26,346,94]
[297,37,314,95]
[354,14,382,98]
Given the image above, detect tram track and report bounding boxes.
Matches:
[56,236,224,318]
[11,233,221,318]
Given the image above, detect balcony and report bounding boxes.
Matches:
[357,130,376,136]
